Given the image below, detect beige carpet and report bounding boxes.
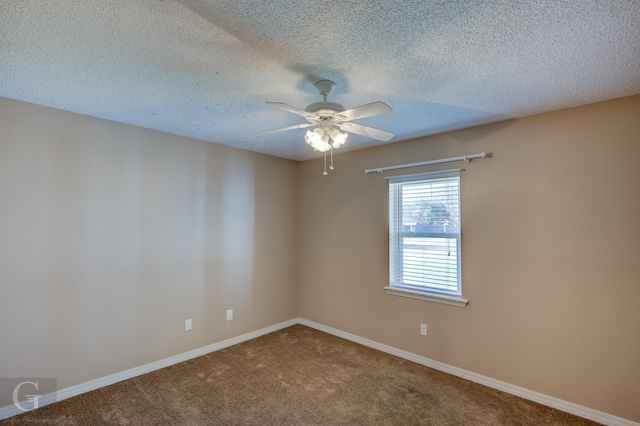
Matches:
[2,324,600,425]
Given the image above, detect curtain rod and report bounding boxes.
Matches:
[364,152,491,174]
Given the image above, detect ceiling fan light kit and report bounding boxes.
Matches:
[304,121,348,152]
[256,80,394,175]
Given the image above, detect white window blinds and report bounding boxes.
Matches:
[388,170,462,298]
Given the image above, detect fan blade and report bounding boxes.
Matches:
[254,122,316,136]
[337,101,392,122]
[267,102,318,119]
[340,122,394,142]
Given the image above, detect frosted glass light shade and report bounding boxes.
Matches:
[305,129,331,152]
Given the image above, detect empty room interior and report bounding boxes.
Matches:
[1,1,639,425]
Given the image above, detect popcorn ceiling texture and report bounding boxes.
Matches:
[1,0,639,161]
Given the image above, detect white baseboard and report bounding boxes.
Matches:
[0,318,297,421]
[2,317,636,426]
[297,318,638,426]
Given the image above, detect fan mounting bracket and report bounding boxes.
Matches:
[315,80,335,96]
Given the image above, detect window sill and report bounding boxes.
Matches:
[384,286,468,307]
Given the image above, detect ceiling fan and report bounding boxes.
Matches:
[255,80,394,174]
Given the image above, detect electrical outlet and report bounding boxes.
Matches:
[185,319,192,331]
[420,323,427,336]
[226,309,233,321]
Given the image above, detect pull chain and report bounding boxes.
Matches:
[329,145,334,170]
[323,149,328,175]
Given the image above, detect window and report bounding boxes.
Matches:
[386,170,468,307]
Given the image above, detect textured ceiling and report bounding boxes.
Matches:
[1,0,639,161]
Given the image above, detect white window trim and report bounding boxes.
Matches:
[383,286,468,307]
[386,169,468,308]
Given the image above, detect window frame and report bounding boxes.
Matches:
[385,169,468,307]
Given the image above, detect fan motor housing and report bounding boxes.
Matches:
[305,101,345,119]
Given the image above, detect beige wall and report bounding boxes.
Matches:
[299,95,640,422]
[0,98,299,406]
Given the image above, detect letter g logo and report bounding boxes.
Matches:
[12,381,41,412]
